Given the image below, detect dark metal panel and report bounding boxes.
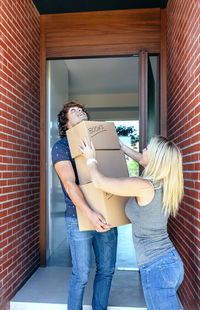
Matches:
[139,51,148,152]
[32,0,169,15]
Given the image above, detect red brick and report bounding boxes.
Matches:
[0,0,40,307]
[167,0,200,308]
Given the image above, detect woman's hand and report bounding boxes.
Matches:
[80,137,96,161]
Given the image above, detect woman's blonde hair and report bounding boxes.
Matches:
[143,136,184,217]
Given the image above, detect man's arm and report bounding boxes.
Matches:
[54,160,110,232]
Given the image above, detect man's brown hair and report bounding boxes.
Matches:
[57,101,89,138]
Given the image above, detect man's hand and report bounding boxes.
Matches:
[88,210,111,232]
[55,161,107,231]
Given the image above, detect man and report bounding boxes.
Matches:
[52,101,117,310]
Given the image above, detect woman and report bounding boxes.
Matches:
[80,135,184,310]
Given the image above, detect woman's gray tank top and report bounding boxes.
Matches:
[125,183,175,267]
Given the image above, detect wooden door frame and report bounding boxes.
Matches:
[40,19,47,266]
[40,9,167,266]
[139,51,148,153]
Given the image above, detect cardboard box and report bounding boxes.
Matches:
[75,150,129,185]
[77,182,130,231]
[67,121,120,158]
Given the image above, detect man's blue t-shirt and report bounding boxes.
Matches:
[51,136,79,218]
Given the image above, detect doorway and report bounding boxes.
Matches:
[46,55,159,269]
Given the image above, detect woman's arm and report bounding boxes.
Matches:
[120,141,142,164]
[88,163,152,197]
[80,138,152,197]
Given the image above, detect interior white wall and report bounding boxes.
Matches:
[46,60,69,261]
[69,93,138,107]
[69,93,138,120]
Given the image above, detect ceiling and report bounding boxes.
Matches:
[49,57,145,121]
[64,57,139,95]
[32,0,168,15]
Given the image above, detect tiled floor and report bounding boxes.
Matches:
[47,217,138,270]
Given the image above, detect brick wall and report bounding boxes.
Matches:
[0,0,40,309]
[167,0,200,309]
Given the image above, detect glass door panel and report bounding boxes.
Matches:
[46,54,159,270]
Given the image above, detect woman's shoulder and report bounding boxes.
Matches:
[136,177,155,188]
[131,177,155,194]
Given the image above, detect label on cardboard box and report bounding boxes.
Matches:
[77,182,130,231]
[67,121,120,158]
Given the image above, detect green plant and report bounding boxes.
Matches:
[127,159,139,177]
[116,125,139,146]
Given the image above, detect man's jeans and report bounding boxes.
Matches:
[140,250,184,310]
[66,217,118,310]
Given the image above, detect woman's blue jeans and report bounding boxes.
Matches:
[66,217,118,310]
[140,250,184,310]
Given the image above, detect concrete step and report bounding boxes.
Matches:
[10,304,146,310]
[10,267,147,310]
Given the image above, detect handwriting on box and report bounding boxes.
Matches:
[88,125,107,137]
